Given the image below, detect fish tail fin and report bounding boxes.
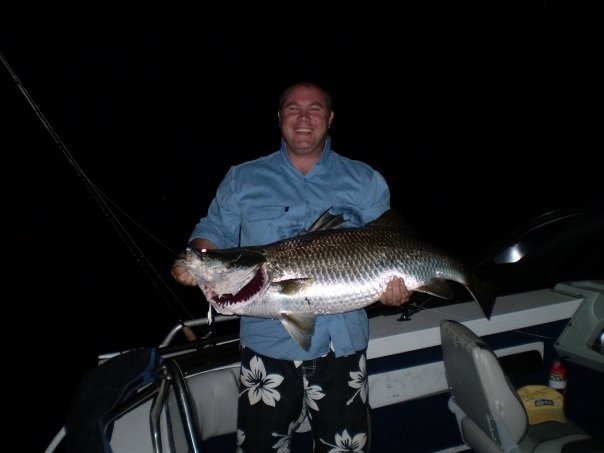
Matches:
[465,273,496,320]
[280,313,316,351]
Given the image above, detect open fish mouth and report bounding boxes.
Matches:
[184,247,271,315]
[204,266,267,308]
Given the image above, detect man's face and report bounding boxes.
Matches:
[279,85,334,157]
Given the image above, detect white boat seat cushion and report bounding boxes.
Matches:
[187,365,241,441]
[441,319,527,448]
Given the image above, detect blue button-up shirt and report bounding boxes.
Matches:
[189,136,391,360]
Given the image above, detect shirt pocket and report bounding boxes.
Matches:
[241,204,291,245]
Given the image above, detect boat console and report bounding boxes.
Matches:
[554,280,604,373]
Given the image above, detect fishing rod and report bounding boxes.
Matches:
[1,50,198,342]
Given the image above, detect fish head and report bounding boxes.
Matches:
[181,247,270,315]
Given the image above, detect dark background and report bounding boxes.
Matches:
[2,2,601,451]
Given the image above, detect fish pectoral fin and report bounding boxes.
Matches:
[415,279,455,299]
[272,278,313,295]
[280,312,316,351]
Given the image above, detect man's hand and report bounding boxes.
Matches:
[172,239,217,287]
[380,277,411,306]
[171,253,197,286]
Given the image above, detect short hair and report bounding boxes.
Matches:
[278,81,333,111]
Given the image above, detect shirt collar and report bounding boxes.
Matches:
[280,135,332,169]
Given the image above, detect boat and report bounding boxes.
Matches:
[44,203,604,452]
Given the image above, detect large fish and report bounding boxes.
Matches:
[179,209,495,350]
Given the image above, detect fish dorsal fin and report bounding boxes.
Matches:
[305,208,346,233]
[367,209,408,228]
[367,209,423,237]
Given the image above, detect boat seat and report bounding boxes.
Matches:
[439,319,604,453]
[187,365,241,441]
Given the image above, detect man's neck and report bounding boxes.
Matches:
[286,140,326,175]
[288,151,322,175]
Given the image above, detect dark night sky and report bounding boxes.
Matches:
[2,2,601,451]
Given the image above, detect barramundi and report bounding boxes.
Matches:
[179,209,495,350]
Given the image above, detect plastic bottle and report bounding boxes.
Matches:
[548,360,568,396]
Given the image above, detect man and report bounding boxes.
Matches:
[172,81,410,452]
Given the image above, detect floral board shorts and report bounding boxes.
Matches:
[236,346,371,452]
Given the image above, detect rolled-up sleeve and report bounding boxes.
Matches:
[189,166,241,249]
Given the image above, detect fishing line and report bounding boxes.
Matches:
[398,302,467,320]
[1,51,198,342]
